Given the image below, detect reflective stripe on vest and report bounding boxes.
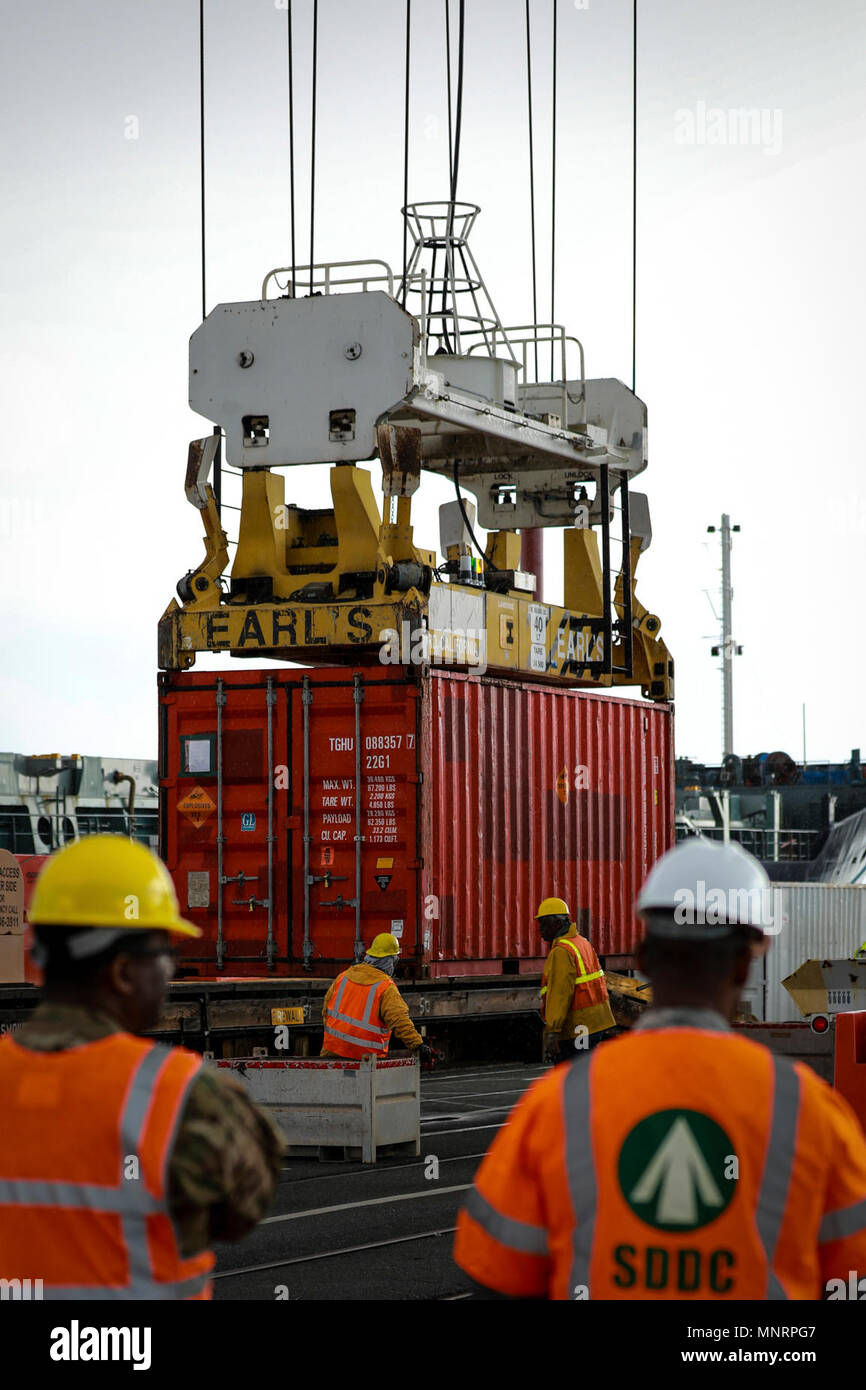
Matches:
[323,973,391,1056]
[327,975,390,1038]
[819,1197,866,1243]
[0,1035,213,1300]
[562,1051,801,1299]
[755,1059,801,1300]
[540,936,604,999]
[463,1186,549,1256]
[556,936,604,983]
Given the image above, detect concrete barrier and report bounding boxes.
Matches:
[215,1055,421,1163]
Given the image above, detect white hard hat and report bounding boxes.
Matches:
[636,836,773,937]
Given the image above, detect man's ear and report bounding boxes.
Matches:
[105,952,137,999]
[732,945,753,987]
[750,934,770,962]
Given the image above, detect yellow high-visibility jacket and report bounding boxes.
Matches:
[540,926,615,1040]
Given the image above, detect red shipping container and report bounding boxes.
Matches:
[158,667,674,978]
[834,1011,866,1136]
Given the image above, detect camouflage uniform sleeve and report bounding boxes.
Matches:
[167,1066,286,1257]
[379,983,423,1051]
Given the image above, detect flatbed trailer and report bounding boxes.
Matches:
[0,975,546,1058]
[0,979,835,1079]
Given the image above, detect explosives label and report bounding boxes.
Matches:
[177,786,217,827]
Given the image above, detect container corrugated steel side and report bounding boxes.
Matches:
[744,883,866,1021]
[159,666,674,977]
[423,672,673,967]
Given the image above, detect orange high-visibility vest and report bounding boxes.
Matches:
[454,1025,866,1300]
[0,1032,215,1299]
[323,971,393,1059]
[540,934,607,1013]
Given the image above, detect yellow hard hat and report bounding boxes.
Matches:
[367,932,401,958]
[29,836,201,938]
[536,896,570,919]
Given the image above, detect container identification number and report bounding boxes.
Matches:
[364,734,415,750]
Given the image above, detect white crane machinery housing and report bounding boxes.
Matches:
[161,201,672,700]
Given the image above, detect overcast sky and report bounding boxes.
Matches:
[1,0,864,765]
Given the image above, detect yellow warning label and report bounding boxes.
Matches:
[271,1007,306,1025]
[375,857,394,870]
[177,786,217,827]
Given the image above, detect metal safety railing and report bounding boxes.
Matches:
[467,324,586,428]
[260,241,585,408]
[675,823,822,863]
[261,259,397,300]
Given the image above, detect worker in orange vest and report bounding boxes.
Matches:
[321,932,434,1061]
[536,897,616,1064]
[455,840,866,1299]
[0,837,284,1300]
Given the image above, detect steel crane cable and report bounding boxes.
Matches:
[445,0,453,189]
[632,0,637,392]
[199,0,223,518]
[309,0,319,290]
[438,0,453,348]
[401,1,411,307]
[448,0,465,208]
[525,0,538,379]
[550,0,557,380]
[452,460,492,574]
[440,0,464,354]
[199,0,206,321]
[287,0,296,294]
[444,4,489,571]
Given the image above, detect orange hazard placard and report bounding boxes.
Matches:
[177,786,216,827]
[555,769,569,806]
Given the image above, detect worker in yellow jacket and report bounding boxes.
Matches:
[537,897,616,1064]
[320,933,433,1061]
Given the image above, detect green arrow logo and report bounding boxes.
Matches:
[618,1109,736,1232]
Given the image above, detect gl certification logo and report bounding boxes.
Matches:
[618,1109,737,1232]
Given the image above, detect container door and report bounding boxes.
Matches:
[289,673,420,969]
[162,674,287,972]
